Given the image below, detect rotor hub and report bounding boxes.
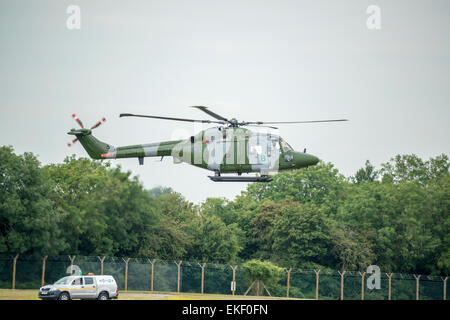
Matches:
[229,118,239,127]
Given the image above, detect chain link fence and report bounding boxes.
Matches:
[0,254,447,300]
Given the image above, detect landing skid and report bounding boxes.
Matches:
[208,175,272,182]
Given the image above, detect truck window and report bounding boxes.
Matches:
[54,277,71,285]
[71,277,83,285]
[84,277,94,285]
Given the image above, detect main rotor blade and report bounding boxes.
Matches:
[190,106,229,122]
[244,124,279,130]
[119,113,225,124]
[244,119,349,125]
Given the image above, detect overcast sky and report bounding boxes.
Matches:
[1,0,449,203]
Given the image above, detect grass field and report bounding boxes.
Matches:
[0,289,296,300]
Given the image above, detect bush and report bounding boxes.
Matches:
[241,260,284,296]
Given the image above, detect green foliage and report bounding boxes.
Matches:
[329,223,375,271]
[44,156,161,257]
[241,259,284,295]
[187,214,241,263]
[200,198,237,226]
[0,146,67,255]
[248,200,282,260]
[0,146,448,277]
[147,186,174,198]
[353,160,378,184]
[380,154,449,183]
[338,178,447,274]
[271,201,332,268]
[244,162,347,216]
[147,192,197,259]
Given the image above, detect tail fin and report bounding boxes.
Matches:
[67,129,115,159]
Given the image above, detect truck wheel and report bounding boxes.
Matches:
[58,292,70,300]
[98,292,109,300]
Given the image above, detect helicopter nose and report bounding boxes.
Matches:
[307,154,320,166]
[294,152,319,168]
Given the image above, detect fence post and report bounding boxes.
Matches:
[202,263,206,293]
[231,265,238,295]
[41,255,48,287]
[360,272,366,300]
[388,273,394,300]
[286,269,292,298]
[414,274,421,300]
[149,259,156,292]
[339,271,346,300]
[69,255,76,275]
[443,277,447,300]
[123,258,130,291]
[176,261,182,293]
[12,254,19,289]
[98,256,106,275]
[200,263,206,294]
[314,269,320,300]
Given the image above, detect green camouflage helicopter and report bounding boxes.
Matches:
[67,106,347,182]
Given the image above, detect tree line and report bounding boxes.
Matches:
[0,145,448,275]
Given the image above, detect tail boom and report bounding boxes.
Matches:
[68,129,181,160]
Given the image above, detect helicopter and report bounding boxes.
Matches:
[67,106,347,182]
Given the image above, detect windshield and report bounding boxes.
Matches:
[54,276,72,285]
[280,138,293,153]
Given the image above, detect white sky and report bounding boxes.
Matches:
[1,0,449,203]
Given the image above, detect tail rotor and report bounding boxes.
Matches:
[67,114,106,147]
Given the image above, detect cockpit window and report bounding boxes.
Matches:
[280,138,293,153]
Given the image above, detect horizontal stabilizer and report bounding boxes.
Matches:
[67,128,92,136]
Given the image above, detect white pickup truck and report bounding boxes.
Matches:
[38,275,119,300]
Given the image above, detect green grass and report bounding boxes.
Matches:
[0,289,300,300]
[0,289,40,300]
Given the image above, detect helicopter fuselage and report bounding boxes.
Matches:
[69,126,319,178]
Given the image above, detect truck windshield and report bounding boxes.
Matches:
[54,277,72,285]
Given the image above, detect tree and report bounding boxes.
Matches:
[426,173,450,274]
[147,192,196,259]
[271,200,332,269]
[248,200,282,260]
[147,186,174,198]
[329,223,375,271]
[380,154,449,184]
[353,160,379,184]
[187,214,241,263]
[338,179,446,274]
[200,198,237,226]
[227,195,260,261]
[155,192,196,223]
[2,145,448,278]
[241,259,284,296]
[44,156,161,257]
[244,162,347,216]
[0,146,67,255]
